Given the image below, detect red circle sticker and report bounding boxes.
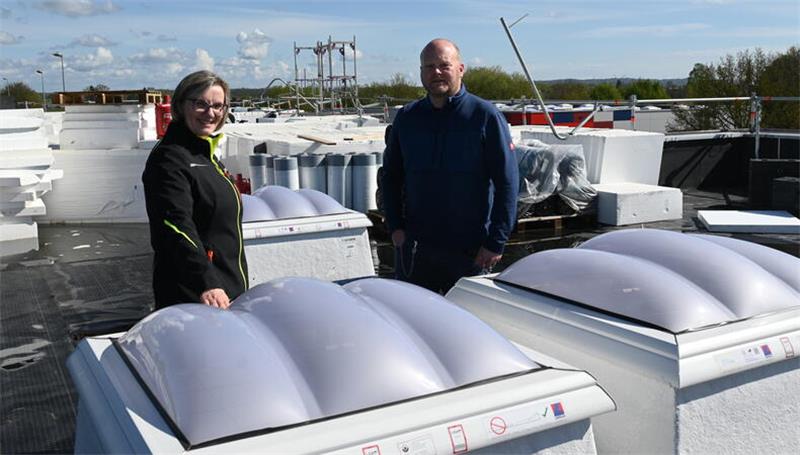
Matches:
[490,416,507,435]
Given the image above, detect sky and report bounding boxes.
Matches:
[0,0,798,93]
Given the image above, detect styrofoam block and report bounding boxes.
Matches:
[65,105,150,114]
[0,148,55,169]
[0,173,39,187]
[0,198,45,217]
[0,220,38,256]
[0,116,44,133]
[41,149,148,223]
[0,130,49,151]
[62,113,143,122]
[0,168,62,183]
[595,183,683,226]
[520,126,665,184]
[1,190,45,202]
[60,128,140,150]
[0,180,52,196]
[698,210,800,234]
[676,360,800,454]
[0,108,45,119]
[62,120,143,129]
[245,229,374,285]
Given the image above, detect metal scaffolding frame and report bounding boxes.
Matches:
[293,36,359,113]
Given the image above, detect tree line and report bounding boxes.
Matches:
[3,46,797,129]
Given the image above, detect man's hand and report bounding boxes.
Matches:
[391,229,406,248]
[200,288,231,309]
[474,247,502,271]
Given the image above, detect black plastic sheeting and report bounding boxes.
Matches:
[1,225,153,454]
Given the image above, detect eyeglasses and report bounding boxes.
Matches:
[189,98,227,113]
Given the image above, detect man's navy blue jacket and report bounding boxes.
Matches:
[381,86,518,254]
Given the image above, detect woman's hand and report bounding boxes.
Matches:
[200,288,231,309]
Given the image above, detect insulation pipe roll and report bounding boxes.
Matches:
[351,153,378,213]
[248,154,267,192]
[298,153,327,192]
[274,156,299,190]
[264,154,275,186]
[326,153,352,207]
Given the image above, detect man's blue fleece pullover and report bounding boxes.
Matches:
[381,85,518,254]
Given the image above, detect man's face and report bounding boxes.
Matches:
[420,43,464,98]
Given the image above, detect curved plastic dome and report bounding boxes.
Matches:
[117,277,537,446]
[690,233,800,292]
[241,194,276,222]
[496,229,799,332]
[496,248,736,332]
[246,186,348,221]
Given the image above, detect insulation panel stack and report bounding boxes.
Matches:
[0,109,63,256]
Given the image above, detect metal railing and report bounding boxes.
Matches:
[500,14,799,158]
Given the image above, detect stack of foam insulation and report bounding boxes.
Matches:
[520,126,681,226]
[41,105,157,223]
[221,116,386,176]
[0,109,63,256]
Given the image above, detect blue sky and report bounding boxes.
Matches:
[1,0,798,92]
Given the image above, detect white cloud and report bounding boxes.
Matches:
[35,0,121,17]
[0,31,21,45]
[71,47,113,71]
[1,7,11,19]
[470,57,482,66]
[342,46,364,60]
[129,47,180,64]
[195,48,214,71]
[236,29,272,60]
[69,34,116,47]
[165,62,184,76]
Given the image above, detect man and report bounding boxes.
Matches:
[381,38,518,293]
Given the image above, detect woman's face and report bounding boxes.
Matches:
[184,84,225,137]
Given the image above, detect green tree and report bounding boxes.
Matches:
[589,83,623,101]
[540,81,590,101]
[359,73,425,103]
[84,84,111,91]
[620,79,669,100]
[462,66,531,100]
[758,46,799,129]
[671,48,772,131]
[2,81,41,106]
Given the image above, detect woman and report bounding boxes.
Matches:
[142,70,248,310]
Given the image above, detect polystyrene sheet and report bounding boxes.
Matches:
[495,229,799,332]
[117,277,537,447]
[248,186,347,221]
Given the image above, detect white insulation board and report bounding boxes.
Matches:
[699,210,800,234]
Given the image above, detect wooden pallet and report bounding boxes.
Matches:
[516,211,595,233]
[367,209,596,237]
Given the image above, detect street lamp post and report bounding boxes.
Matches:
[52,52,66,93]
[35,69,46,111]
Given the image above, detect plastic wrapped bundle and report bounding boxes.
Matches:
[515,139,596,217]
